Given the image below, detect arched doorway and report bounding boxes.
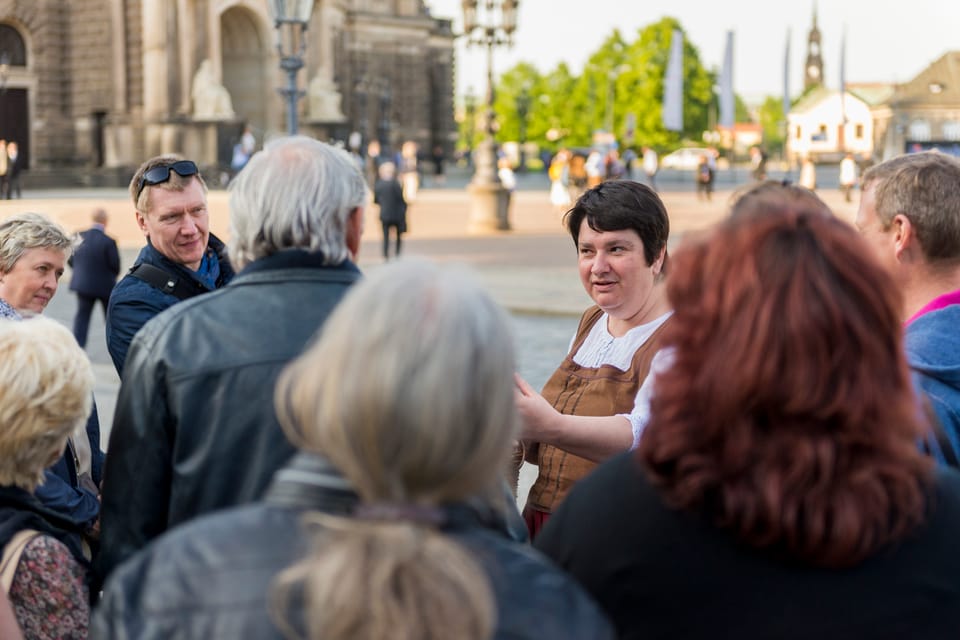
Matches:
[0,23,30,170]
[220,7,269,144]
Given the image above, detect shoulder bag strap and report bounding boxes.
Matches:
[129,263,206,302]
[1,529,41,593]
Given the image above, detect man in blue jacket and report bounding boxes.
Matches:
[69,208,120,347]
[858,151,960,465]
[105,155,234,375]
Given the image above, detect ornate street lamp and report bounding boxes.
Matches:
[270,0,315,135]
[462,0,519,233]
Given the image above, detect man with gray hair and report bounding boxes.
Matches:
[857,150,960,465]
[98,136,367,581]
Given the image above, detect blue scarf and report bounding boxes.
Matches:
[194,249,221,290]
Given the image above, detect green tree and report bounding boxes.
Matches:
[493,62,542,144]
[478,17,715,153]
[757,95,786,154]
[621,17,714,149]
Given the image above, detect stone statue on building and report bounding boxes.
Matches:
[192,59,235,121]
[308,75,346,123]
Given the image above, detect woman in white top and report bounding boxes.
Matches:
[515,180,672,537]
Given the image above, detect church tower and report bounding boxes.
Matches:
[804,5,824,91]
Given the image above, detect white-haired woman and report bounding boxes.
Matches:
[0,317,95,639]
[92,261,614,639]
[0,213,104,551]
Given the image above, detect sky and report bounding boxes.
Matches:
[425,0,960,103]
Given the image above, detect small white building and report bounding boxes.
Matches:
[786,87,873,163]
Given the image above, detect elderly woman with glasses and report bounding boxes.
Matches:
[0,213,105,549]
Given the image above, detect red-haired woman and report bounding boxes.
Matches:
[535,183,960,639]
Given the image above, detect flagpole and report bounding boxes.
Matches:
[662,29,684,133]
[782,29,791,181]
[839,24,847,154]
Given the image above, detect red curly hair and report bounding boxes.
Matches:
[639,183,933,568]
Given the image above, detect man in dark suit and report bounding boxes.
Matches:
[69,208,121,347]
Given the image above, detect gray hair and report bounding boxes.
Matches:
[0,213,73,273]
[0,317,93,491]
[228,136,368,270]
[862,151,960,264]
[271,260,516,640]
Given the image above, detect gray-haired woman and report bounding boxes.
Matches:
[93,261,614,639]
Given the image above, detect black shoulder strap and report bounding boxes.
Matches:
[128,263,206,302]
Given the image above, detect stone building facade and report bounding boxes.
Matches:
[0,0,455,184]
[871,51,960,161]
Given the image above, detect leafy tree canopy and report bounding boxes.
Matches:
[476,16,785,154]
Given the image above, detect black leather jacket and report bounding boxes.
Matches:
[97,251,362,586]
[91,453,615,639]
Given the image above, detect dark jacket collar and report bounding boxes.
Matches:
[0,486,89,567]
[138,233,234,288]
[264,453,527,541]
[237,249,361,278]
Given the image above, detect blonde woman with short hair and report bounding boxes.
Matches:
[0,317,95,639]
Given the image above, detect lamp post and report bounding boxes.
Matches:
[464,87,477,167]
[462,0,519,233]
[515,85,531,173]
[0,52,9,94]
[270,0,315,135]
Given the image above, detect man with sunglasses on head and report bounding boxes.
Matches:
[105,155,234,375]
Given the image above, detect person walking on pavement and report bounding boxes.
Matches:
[642,146,659,192]
[840,153,858,202]
[374,161,407,259]
[750,145,768,182]
[97,136,367,586]
[696,154,714,201]
[4,141,22,199]
[105,154,234,375]
[68,208,120,348]
[0,140,7,199]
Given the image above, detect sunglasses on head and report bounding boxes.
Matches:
[136,160,199,200]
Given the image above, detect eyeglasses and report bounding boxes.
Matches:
[135,160,199,200]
